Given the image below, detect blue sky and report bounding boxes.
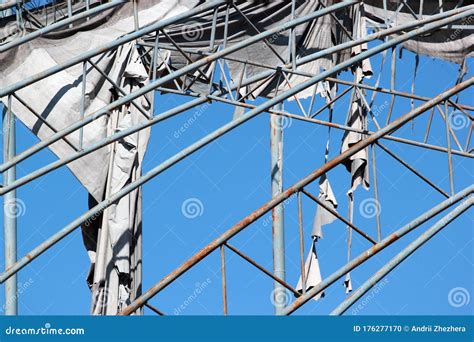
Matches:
[0,40,472,316]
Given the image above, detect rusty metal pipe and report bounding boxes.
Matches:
[330,198,473,315]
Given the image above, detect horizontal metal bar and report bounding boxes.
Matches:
[120,77,474,315]
[0,1,126,52]
[331,197,473,315]
[208,95,473,159]
[282,185,474,315]
[0,8,471,299]
[0,0,356,174]
[0,0,228,96]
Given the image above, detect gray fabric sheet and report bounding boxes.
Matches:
[1,0,472,312]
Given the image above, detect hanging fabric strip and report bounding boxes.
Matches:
[411,53,420,130]
[344,192,354,294]
[295,237,325,300]
[295,90,339,299]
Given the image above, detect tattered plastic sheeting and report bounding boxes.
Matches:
[89,43,151,315]
[295,175,338,300]
[364,0,474,63]
[312,175,338,240]
[0,0,472,313]
[0,0,198,200]
[295,238,325,301]
[0,1,198,315]
[145,0,356,102]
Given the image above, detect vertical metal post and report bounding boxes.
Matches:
[133,0,139,31]
[270,102,285,314]
[220,245,228,315]
[444,101,454,195]
[371,144,382,241]
[67,0,73,28]
[3,97,17,315]
[297,191,306,294]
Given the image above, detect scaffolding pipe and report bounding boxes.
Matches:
[330,197,473,315]
[0,0,358,175]
[0,22,472,287]
[0,3,469,176]
[2,98,17,315]
[209,96,473,159]
[0,0,357,97]
[270,102,286,314]
[122,184,473,316]
[0,1,127,53]
[119,77,473,315]
[281,186,474,315]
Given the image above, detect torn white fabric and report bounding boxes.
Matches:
[364,1,474,63]
[90,43,151,315]
[312,175,338,239]
[295,238,325,301]
[341,94,370,195]
[0,0,199,201]
[344,273,353,294]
